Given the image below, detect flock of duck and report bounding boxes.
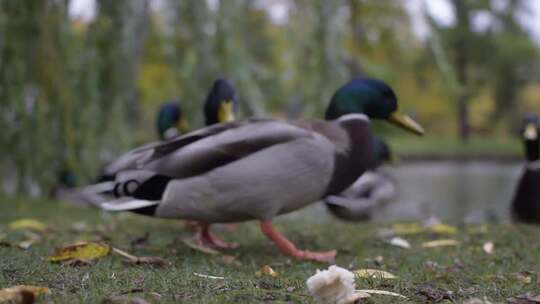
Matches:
[55,77,539,263]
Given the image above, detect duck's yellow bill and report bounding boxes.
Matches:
[523,123,538,140]
[218,100,235,123]
[388,112,424,136]
[178,117,190,133]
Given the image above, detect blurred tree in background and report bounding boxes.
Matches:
[1,0,539,196]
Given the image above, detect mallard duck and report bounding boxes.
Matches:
[64,79,238,204]
[511,114,540,223]
[96,79,237,183]
[325,137,397,221]
[100,78,424,262]
[156,102,189,141]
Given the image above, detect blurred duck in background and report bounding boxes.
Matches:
[325,137,397,221]
[53,78,237,206]
[511,113,540,224]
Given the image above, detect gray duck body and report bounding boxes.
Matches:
[106,115,375,223]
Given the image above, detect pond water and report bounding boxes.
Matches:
[290,161,523,223]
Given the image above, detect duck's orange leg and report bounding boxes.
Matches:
[259,220,336,263]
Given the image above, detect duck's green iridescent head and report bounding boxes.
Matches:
[326,78,424,136]
[204,78,237,126]
[156,102,188,140]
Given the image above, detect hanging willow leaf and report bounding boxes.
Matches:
[46,242,110,262]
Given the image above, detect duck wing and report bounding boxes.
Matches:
[137,118,316,178]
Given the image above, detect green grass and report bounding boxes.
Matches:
[0,197,539,303]
[388,136,521,158]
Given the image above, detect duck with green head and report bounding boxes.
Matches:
[99,78,423,263]
[325,137,397,221]
[511,113,540,223]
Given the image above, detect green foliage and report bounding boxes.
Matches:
[1,0,539,196]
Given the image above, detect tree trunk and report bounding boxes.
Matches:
[453,0,471,142]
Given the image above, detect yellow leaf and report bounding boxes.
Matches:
[17,239,38,250]
[356,289,407,299]
[9,219,47,231]
[422,239,460,248]
[355,269,397,279]
[391,223,423,235]
[256,265,278,278]
[428,224,457,234]
[0,285,50,302]
[46,242,110,262]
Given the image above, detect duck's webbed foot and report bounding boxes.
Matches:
[193,222,239,249]
[260,220,336,263]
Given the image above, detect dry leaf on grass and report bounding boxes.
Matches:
[356,289,407,299]
[421,239,460,248]
[354,269,397,279]
[111,248,170,267]
[387,237,411,249]
[46,242,110,262]
[482,241,494,254]
[17,239,38,250]
[256,265,278,278]
[428,224,457,234]
[193,272,225,280]
[507,293,540,304]
[0,285,50,303]
[510,272,532,284]
[391,223,423,235]
[9,219,47,232]
[180,238,220,255]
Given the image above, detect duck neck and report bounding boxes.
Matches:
[324,117,374,196]
[524,139,540,162]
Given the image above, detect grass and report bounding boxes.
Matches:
[0,196,539,303]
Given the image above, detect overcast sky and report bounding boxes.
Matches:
[68,0,540,44]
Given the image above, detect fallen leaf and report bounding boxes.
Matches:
[46,242,110,262]
[428,224,457,234]
[510,272,532,284]
[507,293,540,304]
[180,238,220,255]
[256,265,278,278]
[392,223,424,235]
[111,247,170,267]
[421,239,460,248]
[354,269,397,279]
[356,289,407,299]
[482,241,494,254]
[193,272,225,280]
[9,219,46,232]
[17,239,38,250]
[387,237,411,249]
[0,285,50,303]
